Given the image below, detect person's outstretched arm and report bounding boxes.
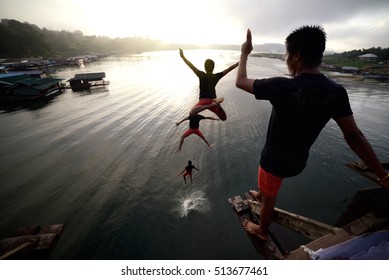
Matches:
[236,29,256,94]
[175,116,189,126]
[204,117,219,121]
[335,115,389,188]
[179,48,199,74]
[222,62,239,76]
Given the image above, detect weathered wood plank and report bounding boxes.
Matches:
[248,200,337,240]
[0,224,65,260]
[39,224,65,235]
[346,161,389,186]
[229,194,286,259]
[0,233,57,251]
[285,211,389,259]
[285,228,352,259]
[0,238,39,260]
[228,195,249,214]
[14,225,41,236]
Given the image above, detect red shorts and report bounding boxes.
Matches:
[183,128,204,138]
[193,98,226,120]
[258,167,283,197]
[183,171,192,177]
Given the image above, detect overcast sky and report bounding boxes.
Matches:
[1,0,388,52]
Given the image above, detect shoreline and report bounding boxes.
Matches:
[251,52,389,83]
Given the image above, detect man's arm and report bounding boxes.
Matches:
[204,117,219,121]
[175,116,189,126]
[222,62,239,76]
[235,29,256,94]
[335,115,389,188]
[179,48,199,74]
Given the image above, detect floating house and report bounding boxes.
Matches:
[358,54,378,61]
[67,72,109,91]
[0,74,63,100]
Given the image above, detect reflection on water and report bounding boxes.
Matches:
[0,51,388,259]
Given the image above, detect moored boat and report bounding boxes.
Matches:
[67,72,109,91]
[0,74,63,100]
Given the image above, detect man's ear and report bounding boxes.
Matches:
[293,51,302,62]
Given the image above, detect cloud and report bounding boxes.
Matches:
[221,0,389,50]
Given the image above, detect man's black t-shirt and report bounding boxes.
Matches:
[195,71,224,99]
[253,73,353,178]
[185,164,196,173]
[189,114,205,129]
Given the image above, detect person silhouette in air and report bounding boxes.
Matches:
[176,112,219,152]
[179,48,238,121]
[178,160,200,184]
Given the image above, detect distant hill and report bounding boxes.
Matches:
[0,19,286,58]
[0,19,387,60]
[254,43,285,54]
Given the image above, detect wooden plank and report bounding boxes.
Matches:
[0,238,39,260]
[248,200,337,240]
[33,233,58,250]
[285,228,352,259]
[229,194,286,259]
[228,195,249,214]
[39,224,65,235]
[346,161,389,186]
[341,211,389,236]
[285,211,389,259]
[14,225,41,236]
[0,233,57,251]
[0,224,65,260]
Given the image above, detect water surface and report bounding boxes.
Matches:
[1,51,388,259]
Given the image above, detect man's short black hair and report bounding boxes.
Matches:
[204,59,215,73]
[285,25,327,66]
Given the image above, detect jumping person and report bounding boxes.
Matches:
[179,48,239,120]
[176,113,219,152]
[235,27,389,241]
[178,160,200,184]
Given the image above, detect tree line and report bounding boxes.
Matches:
[328,47,389,61]
[1,19,388,60]
[0,19,181,58]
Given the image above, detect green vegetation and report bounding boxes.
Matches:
[0,19,184,58]
[324,49,389,76]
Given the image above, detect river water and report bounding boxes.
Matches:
[0,50,388,259]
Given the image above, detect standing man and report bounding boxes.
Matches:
[235,26,389,241]
[179,48,239,121]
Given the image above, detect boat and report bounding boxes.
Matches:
[0,74,63,101]
[67,72,109,91]
[0,224,64,260]
[229,161,389,259]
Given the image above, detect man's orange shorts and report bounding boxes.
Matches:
[193,98,226,120]
[258,167,283,197]
[183,128,204,138]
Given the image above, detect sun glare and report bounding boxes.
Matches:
[79,0,243,46]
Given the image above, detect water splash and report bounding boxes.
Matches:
[179,191,210,217]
